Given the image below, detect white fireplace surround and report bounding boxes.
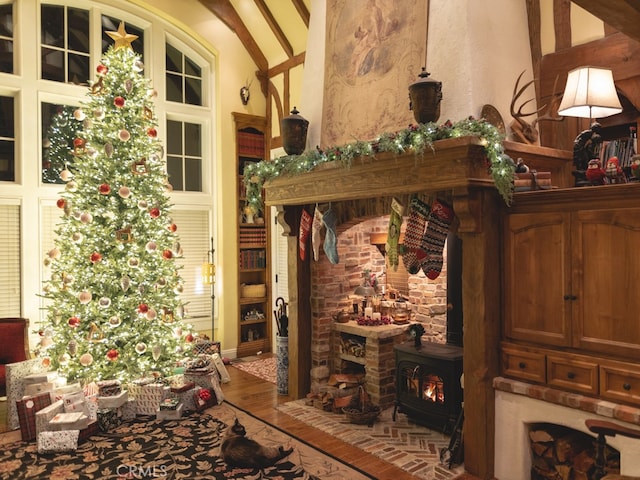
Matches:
[495,390,640,478]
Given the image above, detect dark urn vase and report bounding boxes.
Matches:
[281,107,309,155]
[408,68,442,124]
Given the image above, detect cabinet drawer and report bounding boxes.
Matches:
[501,346,546,383]
[547,355,598,395]
[600,361,640,406]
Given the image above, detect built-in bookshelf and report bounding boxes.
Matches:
[233,113,271,357]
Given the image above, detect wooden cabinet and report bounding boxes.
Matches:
[502,184,640,406]
[233,113,271,357]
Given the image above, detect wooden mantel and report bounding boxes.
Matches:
[262,136,515,479]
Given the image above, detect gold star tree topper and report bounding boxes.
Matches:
[106,22,138,50]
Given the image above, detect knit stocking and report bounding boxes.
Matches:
[401,197,430,275]
[322,207,339,264]
[420,199,455,280]
[312,205,324,261]
[299,208,312,261]
[385,197,404,271]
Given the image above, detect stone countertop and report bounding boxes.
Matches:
[332,320,410,339]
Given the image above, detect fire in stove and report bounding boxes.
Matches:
[423,374,445,403]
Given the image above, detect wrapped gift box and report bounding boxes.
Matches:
[159,398,180,410]
[97,407,121,432]
[97,379,122,397]
[184,370,224,404]
[23,371,58,384]
[49,412,90,431]
[98,390,128,409]
[156,403,183,420]
[193,388,216,412]
[62,391,90,417]
[16,393,52,441]
[167,374,195,393]
[35,400,64,437]
[53,382,82,401]
[79,420,100,442]
[193,340,220,356]
[128,381,170,415]
[23,382,55,398]
[6,359,52,430]
[37,430,79,454]
[212,353,230,384]
[118,398,136,421]
[174,387,198,412]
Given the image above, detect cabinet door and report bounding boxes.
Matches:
[573,208,640,357]
[504,212,572,346]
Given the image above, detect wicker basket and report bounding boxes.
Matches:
[240,283,266,298]
[342,386,381,425]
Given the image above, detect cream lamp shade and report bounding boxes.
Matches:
[558,66,623,119]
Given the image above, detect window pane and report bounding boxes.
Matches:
[0,140,15,181]
[41,5,64,48]
[167,156,183,191]
[0,4,13,37]
[0,39,13,74]
[166,73,182,103]
[67,8,89,53]
[185,158,202,191]
[185,123,201,157]
[166,120,182,155]
[42,103,83,184]
[166,43,182,73]
[0,95,15,137]
[101,16,144,55]
[185,77,202,106]
[41,47,64,82]
[68,52,89,85]
[185,57,200,77]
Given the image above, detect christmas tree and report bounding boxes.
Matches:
[38,23,195,385]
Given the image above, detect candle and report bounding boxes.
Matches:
[372,312,381,321]
[364,307,373,318]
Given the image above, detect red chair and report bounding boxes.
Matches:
[0,318,30,397]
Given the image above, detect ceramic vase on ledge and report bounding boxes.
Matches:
[276,335,289,395]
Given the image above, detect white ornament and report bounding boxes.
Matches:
[137,200,148,210]
[72,232,83,243]
[73,108,85,121]
[66,181,78,192]
[152,345,161,361]
[128,257,139,268]
[80,212,93,224]
[118,129,130,141]
[78,290,92,304]
[118,186,131,198]
[59,353,71,366]
[109,316,121,327]
[60,169,72,181]
[48,248,61,259]
[146,308,157,320]
[135,343,147,354]
[79,353,93,366]
[120,275,130,292]
[94,108,105,120]
[99,297,111,308]
[145,241,157,253]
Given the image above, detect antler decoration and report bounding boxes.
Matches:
[509,71,564,145]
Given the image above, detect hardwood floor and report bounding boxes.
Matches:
[0,359,483,479]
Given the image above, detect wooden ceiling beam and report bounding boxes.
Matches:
[571,0,640,43]
[291,0,310,28]
[254,0,294,58]
[198,0,268,72]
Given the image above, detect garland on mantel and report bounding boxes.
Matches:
[243,117,516,214]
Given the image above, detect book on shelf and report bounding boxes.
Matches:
[237,131,264,157]
[239,249,266,269]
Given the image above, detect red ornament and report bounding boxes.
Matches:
[56,198,66,209]
[38,330,44,336]
[149,208,160,219]
[98,183,111,195]
[168,223,177,232]
[96,64,108,76]
[90,252,102,263]
[73,138,85,148]
[162,249,173,260]
[68,316,80,328]
[138,303,149,314]
[147,128,157,138]
[185,333,194,343]
[198,389,211,401]
[106,349,119,361]
[114,96,125,108]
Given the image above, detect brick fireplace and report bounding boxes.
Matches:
[308,214,452,409]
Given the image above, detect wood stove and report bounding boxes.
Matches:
[393,341,463,433]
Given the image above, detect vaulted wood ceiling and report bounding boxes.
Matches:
[572,0,640,43]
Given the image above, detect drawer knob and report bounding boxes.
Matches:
[518,362,526,369]
[624,383,632,391]
[567,372,576,380]
[563,294,578,301]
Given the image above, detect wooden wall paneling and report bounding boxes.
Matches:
[553,0,572,51]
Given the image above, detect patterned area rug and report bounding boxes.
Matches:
[0,402,373,480]
[278,399,465,480]
[232,356,277,384]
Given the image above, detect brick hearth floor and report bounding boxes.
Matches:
[278,399,465,480]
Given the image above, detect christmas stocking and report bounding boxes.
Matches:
[401,197,430,275]
[299,208,312,261]
[312,204,324,261]
[322,207,339,264]
[420,199,455,280]
[385,197,404,271]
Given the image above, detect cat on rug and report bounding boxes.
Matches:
[221,418,294,468]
